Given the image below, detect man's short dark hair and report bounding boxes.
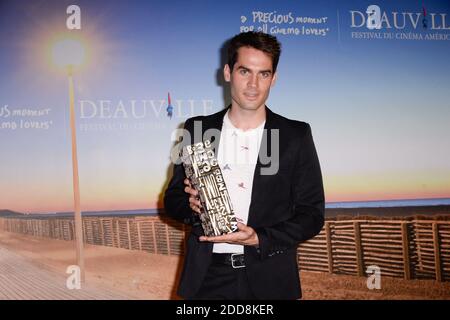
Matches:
[227,31,282,73]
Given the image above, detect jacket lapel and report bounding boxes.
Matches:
[248,106,276,226]
[200,106,229,155]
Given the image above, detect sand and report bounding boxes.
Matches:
[0,231,449,300]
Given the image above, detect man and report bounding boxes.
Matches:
[164,31,324,300]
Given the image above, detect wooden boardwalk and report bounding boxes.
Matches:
[0,246,134,300]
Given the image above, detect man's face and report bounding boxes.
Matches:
[224,46,277,112]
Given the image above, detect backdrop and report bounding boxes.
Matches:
[1,0,449,214]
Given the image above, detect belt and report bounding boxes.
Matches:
[212,253,245,268]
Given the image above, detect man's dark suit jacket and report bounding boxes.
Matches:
[164,106,325,299]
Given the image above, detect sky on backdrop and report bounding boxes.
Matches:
[0,0,449,213]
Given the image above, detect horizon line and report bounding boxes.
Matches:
[2,196,450,215]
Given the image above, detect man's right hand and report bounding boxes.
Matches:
[184,178,202,214]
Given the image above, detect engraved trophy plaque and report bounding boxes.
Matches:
[181,139,238,236]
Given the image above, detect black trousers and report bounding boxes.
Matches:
[191,259,256,300]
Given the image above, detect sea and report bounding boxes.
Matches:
[21,198,450,218]
[326,198,450,209]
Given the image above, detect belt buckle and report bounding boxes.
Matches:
[231,253,245,269]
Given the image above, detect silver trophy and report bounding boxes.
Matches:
[181,139,238,236]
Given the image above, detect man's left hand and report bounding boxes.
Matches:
[199,222,259,246]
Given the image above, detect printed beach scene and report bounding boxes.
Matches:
[1,0,450,300]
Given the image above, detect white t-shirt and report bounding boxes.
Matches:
[213,110,265,254]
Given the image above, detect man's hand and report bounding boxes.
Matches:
[184,178,202,214]
[199,222,259,247]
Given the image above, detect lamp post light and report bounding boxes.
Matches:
[52,38,86,283]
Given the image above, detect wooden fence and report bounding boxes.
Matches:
[0,216,449,281]
[0,216,187,256]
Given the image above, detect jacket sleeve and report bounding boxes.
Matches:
[254,123,325,260]
[163,119,199,225]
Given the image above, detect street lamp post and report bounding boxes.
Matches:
[67,65,85,283]
[52,39,86,283]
